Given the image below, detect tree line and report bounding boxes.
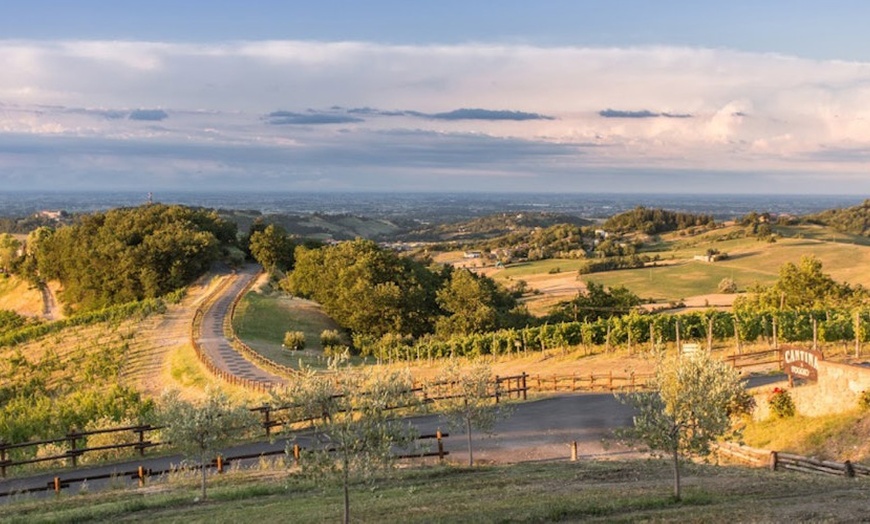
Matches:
[7,204,238,313]
[282,239,527,339]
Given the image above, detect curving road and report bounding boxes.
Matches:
[197,264,286,386]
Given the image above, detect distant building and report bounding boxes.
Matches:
[463,251,482,259]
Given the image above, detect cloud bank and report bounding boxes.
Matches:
[2,40,870,193]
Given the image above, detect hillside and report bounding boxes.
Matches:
[805,199,870,236]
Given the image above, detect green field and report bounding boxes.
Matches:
[233,290,360,370]
[4,459,868,523]
[491,226,870,304]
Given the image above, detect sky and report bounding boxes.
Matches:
[2,1,870,194]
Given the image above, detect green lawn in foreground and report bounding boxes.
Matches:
[4,459,867,523]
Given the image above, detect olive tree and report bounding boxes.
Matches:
[157,387,258,501]
[430,360,508,467]
[618,352,753,500]
[277,367,420,524]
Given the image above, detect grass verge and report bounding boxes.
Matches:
[3,459,869,523]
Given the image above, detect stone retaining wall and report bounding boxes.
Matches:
[755,360,870,419]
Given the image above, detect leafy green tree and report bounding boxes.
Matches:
[618,353,752,500]
[430,360,508,466]
[0,234,20,274]
[284,239,443,337]
[36,205,234,311]
[157,388,258,501]
[736,256,863,312]
[277,368,420,524]
[549,281,640,323]
[248,223,296,273]
[435,269,526,336]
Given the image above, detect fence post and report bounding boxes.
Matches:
[522,373,527,400]
[608,370,613,391]
[263,406,272,437]
[769,451,778,471]
[494,375,500,404]
[845,459,855,478]
[138,465,146,487]
[293,444,301,464]
[217,455,224,474]
[54,476,61,494]
[436,430,444,462]
[570,441,578,462]
[137,427,146,457]
[68,429,78,468]
[0,443,6,478]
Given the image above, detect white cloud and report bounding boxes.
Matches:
[2,39,870,192]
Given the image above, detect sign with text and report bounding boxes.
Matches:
[781,346,823,382]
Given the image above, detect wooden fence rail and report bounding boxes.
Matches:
[723,349,783,370]
[525,371,654,393]
[713,441,870,478]
[0,375,526,477]
[0,432,450,498]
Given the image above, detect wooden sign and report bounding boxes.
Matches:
[781,347,823,382]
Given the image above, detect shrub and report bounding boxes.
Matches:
[81,417,140,465]
[320,329,343,349]
[718,277,738,294]
[767,387,795,418]
[859,390,870,411]
[283,331,306,351]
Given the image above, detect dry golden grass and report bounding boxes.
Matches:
[0,274,44,317]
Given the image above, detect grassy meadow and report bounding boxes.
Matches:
[232,288,349,370]
[3,459,869,523]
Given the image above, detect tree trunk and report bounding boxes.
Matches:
[672,448,681,501]
[200,452,208,501]
[466,400,474,467]
[343,452,350,524]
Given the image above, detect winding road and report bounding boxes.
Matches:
[196,264,286,386]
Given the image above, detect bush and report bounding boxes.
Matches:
[320,329,343,349]
[81,417,140,465]
[718,277,738,294]
[859,390,870,411]
[283,331,306,351]
[767,387,795,418]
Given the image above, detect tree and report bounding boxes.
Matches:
[735,256,863,312]
[435,268,525,336]
[430,360,508,466]
[248,223,296,273]
[157,388,258,501]
[284,239,443,337]
[0,234,20,274]
[618,352,752,500]
[549,281,640,323]
[277,367,420,524]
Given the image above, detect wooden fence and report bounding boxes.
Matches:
[0,425,161,478]
[0,375,526,477]
[525,371,654,393]
[723,348,783,370]
[0,432,449,498]
[713,441,870,478]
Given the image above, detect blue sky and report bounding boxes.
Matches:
[2,1,870,193]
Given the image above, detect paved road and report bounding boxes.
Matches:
[197,264,286,386]
[1,371,789,500]
[0,393,637,500]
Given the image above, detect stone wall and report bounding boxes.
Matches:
[755,360,870,419]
